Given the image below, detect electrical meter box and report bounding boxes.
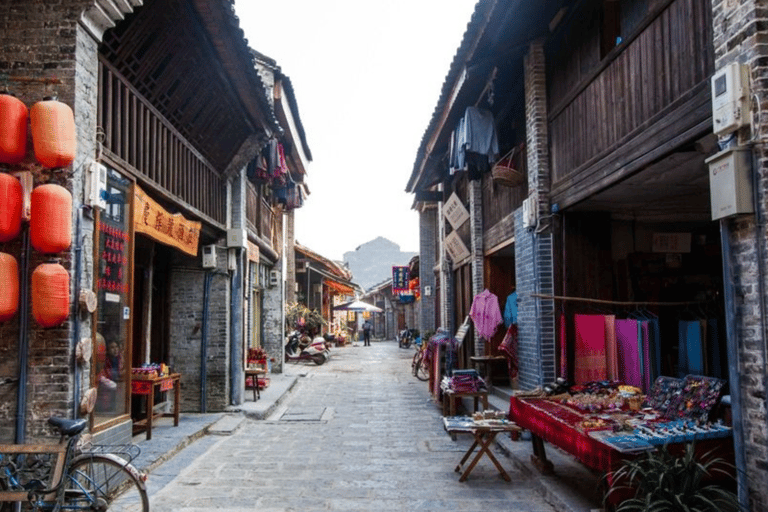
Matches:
[706,147,753,220]
[86,161,108,209]
[202,244,216,268]
[711,63,750,136]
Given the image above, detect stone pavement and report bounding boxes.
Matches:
[132,340,605,511]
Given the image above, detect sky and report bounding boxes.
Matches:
[234,1,477,261]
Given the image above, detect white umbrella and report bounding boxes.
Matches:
[333,299,383,313]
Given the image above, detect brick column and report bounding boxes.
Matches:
[515,39,556,389]
[437,196,454,334]
[469,179,485,356]
[418,206,437,334]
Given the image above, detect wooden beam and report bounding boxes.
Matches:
[415,190,444,203]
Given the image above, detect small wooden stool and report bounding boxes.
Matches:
[245,368,266,401]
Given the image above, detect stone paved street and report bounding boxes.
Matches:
[147,341,560,511]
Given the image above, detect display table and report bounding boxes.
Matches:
[245,368,266,401]
[442,389,488,417]
[131,373,180,440]
[444,417,522,482]
[508,395,734,502]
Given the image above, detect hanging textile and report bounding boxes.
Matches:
[648,318,661,384]
[641,321,652,393]
[615,319,642,388]
[573,314,607,384]
[604,315,618,381]
[678,320,704,377]
[559,312,567,380]
[499,324,519,379]
[469,289,503,339]
[503,291,518,327]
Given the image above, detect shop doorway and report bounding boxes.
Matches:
[131,236,171,369]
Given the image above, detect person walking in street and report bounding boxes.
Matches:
[363,319,372,346]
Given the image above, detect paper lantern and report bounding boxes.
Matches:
[31,184,72,253]
[30,98,76,168]
[0,93,28,164]
[0,173,23,242]
[0,253,19,322]
[32,262,70,328]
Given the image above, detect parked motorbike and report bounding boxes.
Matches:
[398,328,413,349]
[285,331,329,365]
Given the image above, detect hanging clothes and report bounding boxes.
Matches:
[449,106,499,176]
[503,291,518,327]
[616,319,642,388]
[678,320,704,376]
[573,314,607,384]
[469,289,503,339]
[604,315,618,381]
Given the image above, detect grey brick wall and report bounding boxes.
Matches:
[469,180,486,356]
[711,0,768,506]
[169,252,230,412]
[419,207,437,334]
[262,263,284,373]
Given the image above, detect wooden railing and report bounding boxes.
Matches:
[98,60,226,226]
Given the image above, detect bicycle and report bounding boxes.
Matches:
[0,417,148,511]
[411,340,430,382]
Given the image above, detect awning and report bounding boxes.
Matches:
[324,279,354,295]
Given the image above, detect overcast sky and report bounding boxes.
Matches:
[235,1,477,261]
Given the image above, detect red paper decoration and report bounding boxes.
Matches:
[0,173,23,242]
[30,98,76,168]
[0,93,28,165]
[31,184,72,253]
[0,253,19,322]
[32,262,70,328]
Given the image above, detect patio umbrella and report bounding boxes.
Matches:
[333,299,383,313]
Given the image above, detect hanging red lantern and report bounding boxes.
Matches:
[0,173,23,242]
[30,97,76,168]
[0,253,19,322]
[31,184,72,253]
[0,93,28,165]
[32,262,70,328]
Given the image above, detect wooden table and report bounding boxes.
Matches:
[131,373,180,440]
[444,417,521,482]
[245,368,266,401]
[442,389,489,417]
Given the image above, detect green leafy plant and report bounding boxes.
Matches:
[605,442,740,512]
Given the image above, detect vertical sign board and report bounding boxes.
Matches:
[392,266,409,293]
[444,192,470,230]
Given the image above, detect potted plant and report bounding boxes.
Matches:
[605,442,741,511]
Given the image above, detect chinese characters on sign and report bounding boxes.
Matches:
[98,222,129,294]
[133,184,201,256]
[443,192,470,230]
[445,231,470,262]
[392,266,409,293]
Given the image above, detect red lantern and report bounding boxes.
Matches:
[0,93,28,164]
[0,253,19,322]
[30,98,76,168]
[31,184,72,253]
[32,262,70,328]
[0,173,23,242]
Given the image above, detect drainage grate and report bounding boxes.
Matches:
[279,407,326,421]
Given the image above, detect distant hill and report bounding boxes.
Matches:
[343,237,417,291]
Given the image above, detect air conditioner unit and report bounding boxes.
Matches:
[269,270,280,288]
[86,161,108,209]
[202,244,216,269]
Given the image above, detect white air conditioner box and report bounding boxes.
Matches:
[202,244,216,268]
[86,161,108,209]
[706,147,754,220]
[711,63,750,136]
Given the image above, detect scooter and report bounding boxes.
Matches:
[398,328,413,349]
[285,331,329,365]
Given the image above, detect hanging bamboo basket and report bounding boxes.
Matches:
[491,146,525,187]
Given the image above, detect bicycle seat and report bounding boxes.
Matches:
[48,417,87,436]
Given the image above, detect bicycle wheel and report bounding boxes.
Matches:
[414,354,429,381]
[63,454,148,512]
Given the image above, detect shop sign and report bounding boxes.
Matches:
[392,266,409,292]
[445,231,470,262]
[444,192,469,229]
[133,184,201,256]
[652,233,691,253]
